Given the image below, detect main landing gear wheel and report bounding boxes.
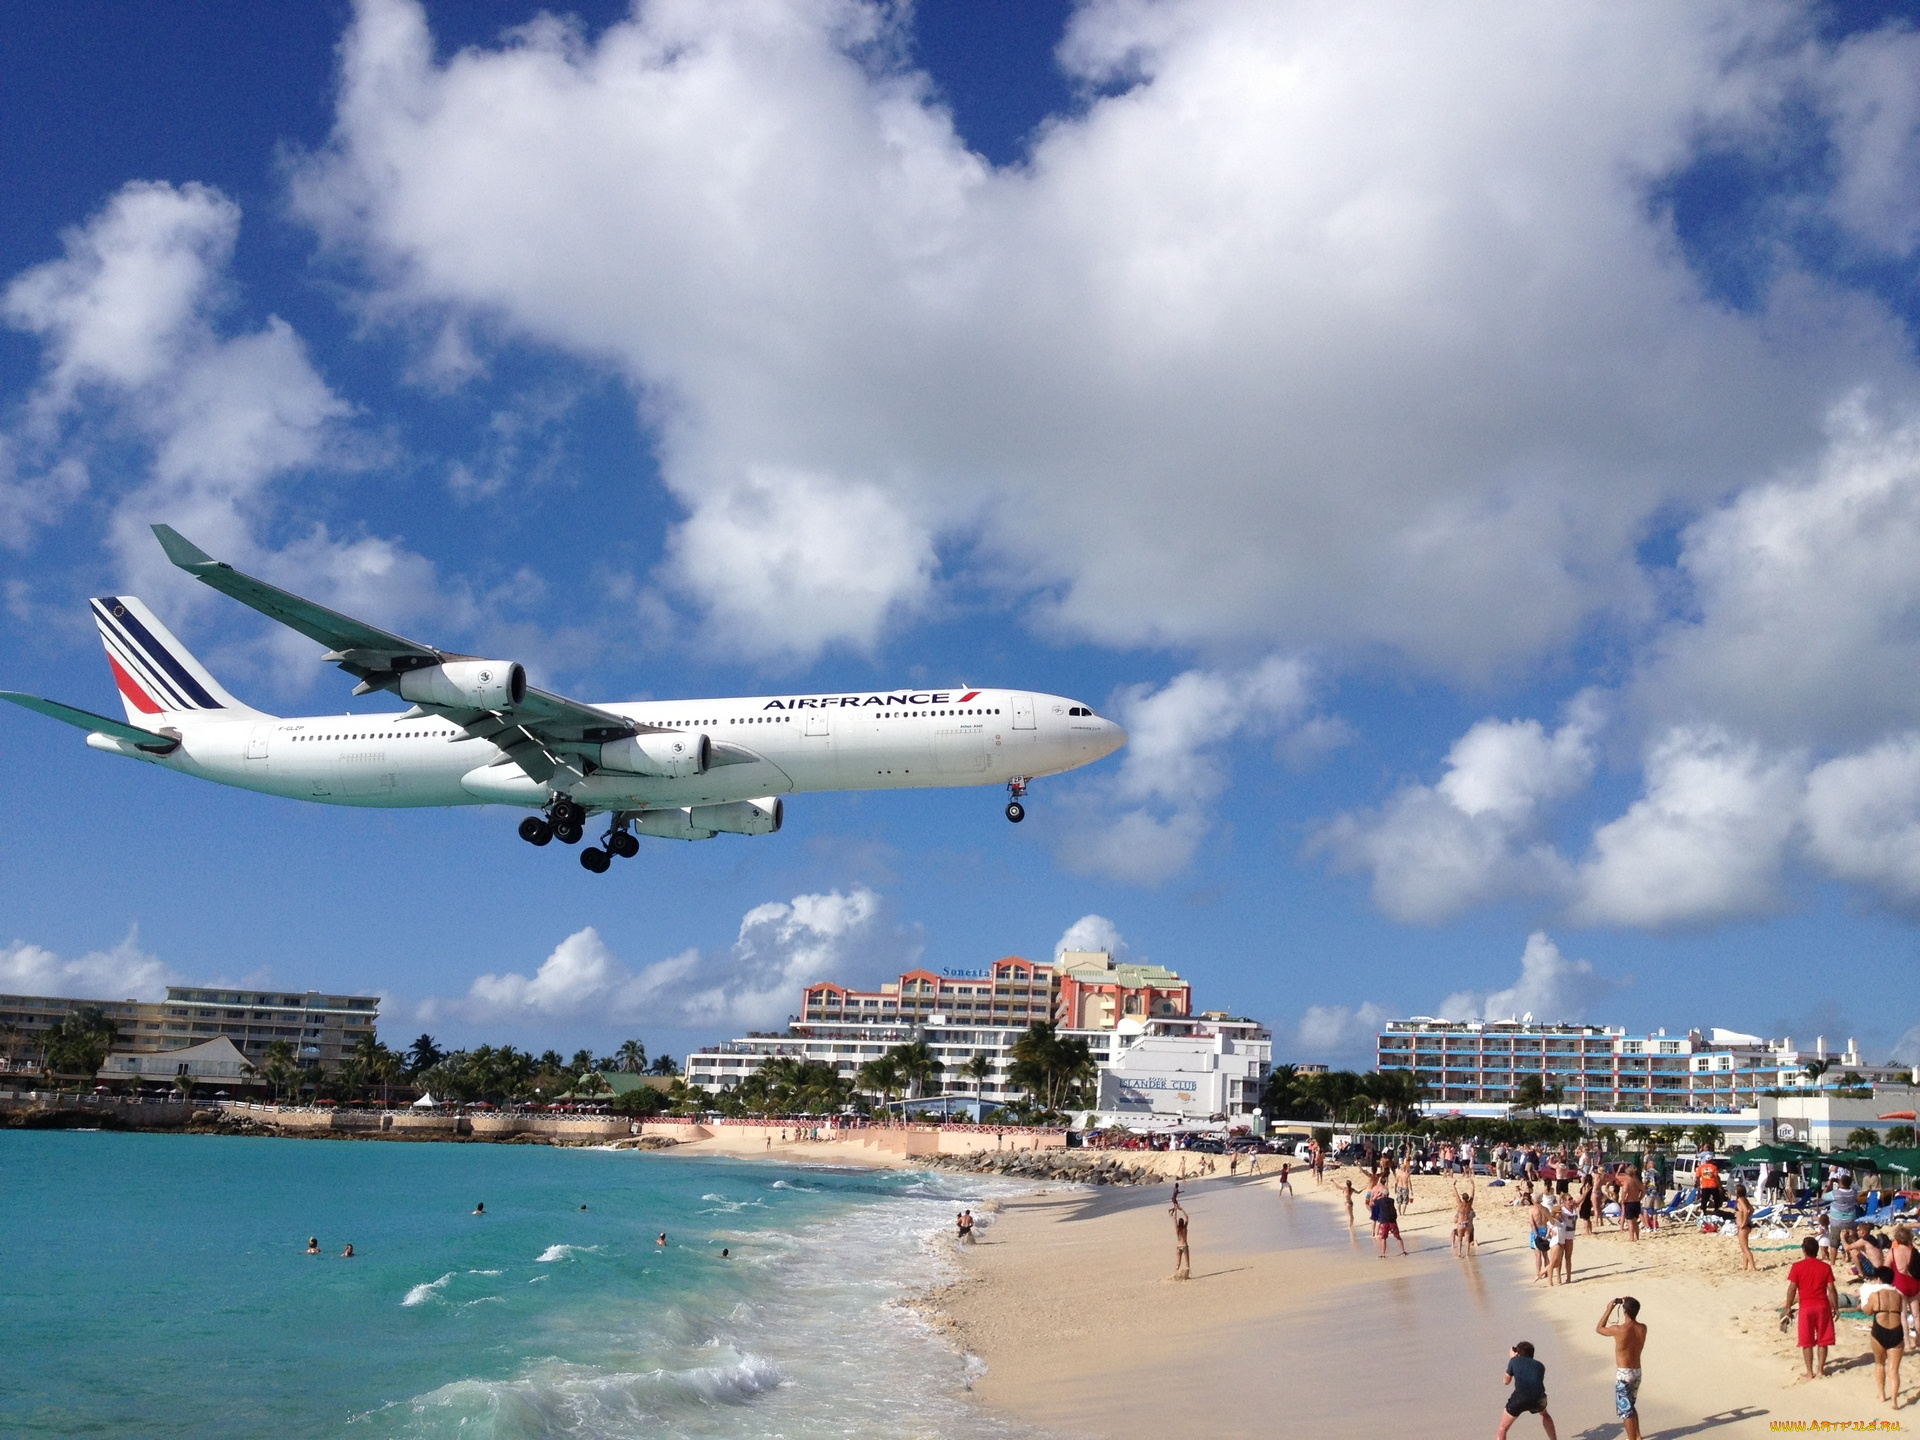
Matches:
[519,816,554,846]
[580,847,611,873]
[1005,801,1026,823]
[554,819,583,845]
[608,831,639,859]
[1005,777,1030,823]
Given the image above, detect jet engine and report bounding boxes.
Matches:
[630,807,717,841]
[691,797,783,835]
[597,731,709,778]
[398,660,526,710]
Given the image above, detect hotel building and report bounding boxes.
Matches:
[0,986,380,1072]
[695,952,1261,1120]
[1376,1018,1916,1111]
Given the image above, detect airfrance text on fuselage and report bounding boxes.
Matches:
[761,690,983,710]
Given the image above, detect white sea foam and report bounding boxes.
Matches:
[466,1269,502,1276]
[401,1273,455,1307]
[534,1243,597,1263]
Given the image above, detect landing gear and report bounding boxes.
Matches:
[608,830,639,859]
[579,847,611,873]
[518,816,553,846]
[548,797,586,845]
[1005,801,1025,823]
[1005,777,1030,823]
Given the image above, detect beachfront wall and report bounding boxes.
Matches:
[1760,1087,1920,1151]
[636,1119,1067,1158]
[220,1104,641,1142]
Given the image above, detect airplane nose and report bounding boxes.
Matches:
[1103,720,1128,758]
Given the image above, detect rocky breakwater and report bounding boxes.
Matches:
[925,1149,1164,1185]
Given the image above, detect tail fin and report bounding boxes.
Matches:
[90,596,252,721]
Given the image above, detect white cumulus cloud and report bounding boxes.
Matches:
[1571,727,1804,928]
[1054,914,1133,962]
[0,928,176,1001]
[1437,931,1624,1024]
[290,0,1920,669]
[1315,703,1597,922]
[1291,1001,1390,1069]
[1056,656,1311,883]
[436,886,918,1033]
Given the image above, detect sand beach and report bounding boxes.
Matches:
[929,1162,1904,1438]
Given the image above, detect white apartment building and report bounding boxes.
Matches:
[1378,1018,1916,1112]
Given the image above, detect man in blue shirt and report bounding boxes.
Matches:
[1497,1340,1558,1440]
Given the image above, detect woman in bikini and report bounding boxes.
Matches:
[1890,1225,1919,1345]
[1864,1264,1906,1407]
[1734,1184,1757,1272]
[1577,1172,1596,1237]
[1451,1176,1477,1257]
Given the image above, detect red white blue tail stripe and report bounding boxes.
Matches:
[90,596,240,719]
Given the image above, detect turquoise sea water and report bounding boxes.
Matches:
[0,1132,1026,1439]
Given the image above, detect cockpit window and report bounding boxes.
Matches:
[1068,706,1093,717]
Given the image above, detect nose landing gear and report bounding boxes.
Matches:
[1005,777,1030,823]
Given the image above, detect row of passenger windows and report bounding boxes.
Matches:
[292,729,452,741]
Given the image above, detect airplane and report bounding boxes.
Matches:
[2,525,1128,872]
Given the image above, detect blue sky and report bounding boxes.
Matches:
[4,1,1920,1070]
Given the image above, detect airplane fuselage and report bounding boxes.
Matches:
[91,686,1124,814]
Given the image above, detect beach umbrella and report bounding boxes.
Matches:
[1862,1146,1920,1174]
[1732,1143,1816,1164]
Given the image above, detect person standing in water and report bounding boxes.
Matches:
[472,1202,485,1215]
[1596,1297,1648,1440]
[1169,1201,1191,1280]
[1277,1162,1293,1194]
[305,1237,320,1255]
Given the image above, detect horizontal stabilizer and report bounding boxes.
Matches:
[0,691,180,751]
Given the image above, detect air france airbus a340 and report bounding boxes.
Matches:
[2,526,1127,872]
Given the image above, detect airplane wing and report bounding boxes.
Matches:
[151,525,645,779]
[0,690,180,752]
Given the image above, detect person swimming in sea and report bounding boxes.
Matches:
[340,1244,355,1258]
[720,1248,729,1259]
[473,1202,485,1215]
[657,1232,668,1247]
[305,1237,320,1255]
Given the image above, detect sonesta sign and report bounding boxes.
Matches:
[762,690,983,711]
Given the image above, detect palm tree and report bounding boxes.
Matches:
[260,1040,298,1102]
[856,1055,903,1113]
[1686,1123,1724,1153]
[44,1005,119,1090]
[1512,1075,1548,1115]
[173,1072,198,1104]
[1845,1126,1883,1150]
[1007,1023,1096,1116]
[649,1054,678,1077]
[889,1041,943,1104]
[1360,1068,1426,1124]
[1655,1124,1686,1152]
[616,1039,647,1074]
[407,1034,446,1075]
[1624,1124,1654,1151]
[960,1053,994,1114]
[1888,1124,1917,1147]
[1802,1058,1831,1089]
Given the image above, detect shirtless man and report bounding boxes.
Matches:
[1170,1201,1191,1280]
[1619,1165,1645,1242]
[1452,1176,1477,1257]
[1596,1297,1648,1440]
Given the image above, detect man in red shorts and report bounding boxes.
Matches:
[1781,1236,1840,1378]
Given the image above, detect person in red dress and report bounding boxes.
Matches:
[1781,1236,1841,1379]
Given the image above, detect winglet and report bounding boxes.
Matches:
[151,523,218,570]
